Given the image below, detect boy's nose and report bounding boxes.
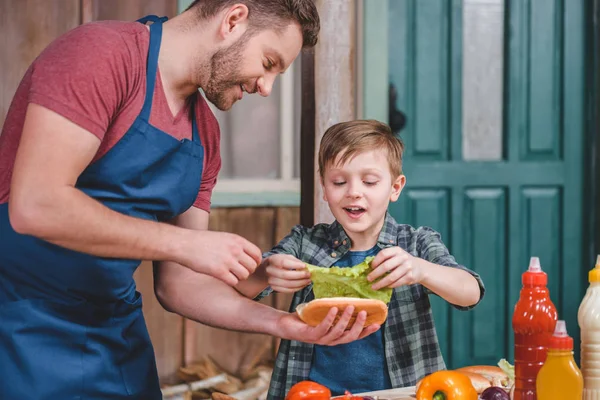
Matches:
[346,187,363,198]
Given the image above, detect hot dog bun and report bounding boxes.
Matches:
[296,297,388,327]
[455,365,509,387]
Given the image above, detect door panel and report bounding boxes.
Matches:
[462,188,507,365]
[364,0,585,368]
[400,188,452,362]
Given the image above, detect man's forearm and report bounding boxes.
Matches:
[156,261,283,335]
[234,262,270,299]
[418,259,481,307]
[10,186,187,263]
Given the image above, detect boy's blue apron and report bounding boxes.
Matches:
[0,15,204,399]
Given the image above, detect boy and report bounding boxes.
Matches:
[237,120,485,398]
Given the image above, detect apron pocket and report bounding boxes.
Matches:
[0,299,85,400]
[116,300,161,398]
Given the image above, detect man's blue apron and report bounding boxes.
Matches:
[0,15,204,399]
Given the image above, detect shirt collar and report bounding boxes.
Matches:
[326,212,399,250]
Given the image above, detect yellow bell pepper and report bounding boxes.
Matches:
[416,370,478,400]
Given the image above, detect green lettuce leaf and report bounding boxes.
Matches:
[498,358,515,382]
[306,256,392,303]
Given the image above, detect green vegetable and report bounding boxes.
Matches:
[498,358,515,383]
[306,256,392,303]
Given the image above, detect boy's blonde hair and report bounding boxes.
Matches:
[318,120,404,179]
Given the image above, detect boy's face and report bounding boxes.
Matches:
[322,149,406,241]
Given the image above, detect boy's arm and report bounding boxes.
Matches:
[417,259,482,308]
[417,227,485,309]
[234,225,305,299]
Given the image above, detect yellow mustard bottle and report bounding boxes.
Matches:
[536,320,583,399]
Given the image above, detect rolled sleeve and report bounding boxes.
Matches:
[252,225,305,302]
[416,226,485,310]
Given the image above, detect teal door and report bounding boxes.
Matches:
[363,0,586,368]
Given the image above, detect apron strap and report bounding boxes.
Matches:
[138,15,168,121]
[191,99,201,144]
[136,15,168,25]
[137,15,202,146]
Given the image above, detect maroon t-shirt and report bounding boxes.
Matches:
[0,20,221,212]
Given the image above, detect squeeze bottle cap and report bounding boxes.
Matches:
[548,320,573,350]
[522,257,547,285]
[589,255,600,283]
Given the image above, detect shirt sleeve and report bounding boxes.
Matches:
[416,226,485,310]
[28,23,135,141]
[253,224,305,301]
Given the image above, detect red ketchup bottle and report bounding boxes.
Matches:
[512,257,558,400]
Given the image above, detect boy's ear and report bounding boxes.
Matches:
[321,178,328,202]
[390,174,406,202]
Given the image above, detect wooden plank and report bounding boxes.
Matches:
[184,208,278,378]
[272,207,300,354]
[90,0,178,21]
[134,262,183,385]
[313,0,356,224]
[273,207,301,314]
[80,0,94,24]
[274,207,300,243]
[0,0,80,129]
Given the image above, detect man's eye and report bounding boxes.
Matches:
[265,59,274,70]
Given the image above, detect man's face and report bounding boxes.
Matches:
[203,23,303,111]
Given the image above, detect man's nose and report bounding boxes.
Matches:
[257,75,275,97]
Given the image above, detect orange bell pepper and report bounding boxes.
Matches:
[416,370,478,400]
[285,380,331,400]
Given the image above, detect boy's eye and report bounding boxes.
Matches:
[265,59,274,70]
[364,181,378,186]
[333,181,346,186]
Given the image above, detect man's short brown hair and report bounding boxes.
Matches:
[186,0,320,48]
[318,120,405,179]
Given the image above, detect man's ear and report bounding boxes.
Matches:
[218,4,249,39]
[390,174,406,202]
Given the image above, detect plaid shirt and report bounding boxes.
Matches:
[256,213,485,399]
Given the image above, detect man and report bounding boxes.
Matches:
[0,1,377,399]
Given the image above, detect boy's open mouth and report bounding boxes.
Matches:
[343,206,366,218]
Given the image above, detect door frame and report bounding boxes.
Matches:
[587,0,600,265]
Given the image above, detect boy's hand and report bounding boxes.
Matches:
[368,246,425,290]
[265,254,312,293]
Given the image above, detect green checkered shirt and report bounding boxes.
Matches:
[256,213,485,399]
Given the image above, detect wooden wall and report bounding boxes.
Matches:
[0,0,297,384]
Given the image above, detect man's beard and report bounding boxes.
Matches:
[203,35,249,111]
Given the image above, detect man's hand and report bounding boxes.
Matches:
[367,246,425,290]
[275,305,380,346]
[174,229,262,287]
[264,254,311,293]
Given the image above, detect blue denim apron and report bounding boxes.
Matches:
[0,15,204,399]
